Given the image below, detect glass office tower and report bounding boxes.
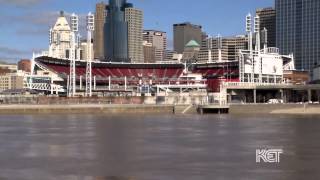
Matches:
[276,0,320,73]
[104,0,132,62]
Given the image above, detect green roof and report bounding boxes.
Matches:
[185,40,200,47]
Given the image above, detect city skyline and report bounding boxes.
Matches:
[0,0,273,62]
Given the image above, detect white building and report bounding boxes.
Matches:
[48,11,72,59]
[48,11,93,61]
[239,47,295,84]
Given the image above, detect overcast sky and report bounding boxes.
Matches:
[0,0,273,62]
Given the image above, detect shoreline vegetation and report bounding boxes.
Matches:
[0,103,320,115]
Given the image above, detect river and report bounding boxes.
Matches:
[0,114,319,180]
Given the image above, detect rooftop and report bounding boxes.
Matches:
[185,40,200,47]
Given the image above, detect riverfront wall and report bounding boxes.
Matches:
[0,104,174,114]
[2,96,320,115]
[0,96,208,105]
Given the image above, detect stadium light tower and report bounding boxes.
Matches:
[85,12,94,97]
[207,36,213,63]
[246,13,255,83]
[246,13,253,53]
[262,27,268,52]
[68,13,79,97]
[254,15,261,53]
[49,28,53,57]
[254,15,262,83]
[217,34,222,62]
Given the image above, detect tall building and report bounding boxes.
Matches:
[94,2,107,59]
[104,0,131,62]
[48,11,72,59]
[276,0,320,73]
[198,35,248,62]
[125,7,144,63]
[143,41,156,63]
[173,22,202,54]
[143,30,167,61]
[256,7,276,48]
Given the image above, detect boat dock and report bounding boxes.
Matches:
[197,104,230,114]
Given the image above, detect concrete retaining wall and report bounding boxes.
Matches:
[0,96,208,105]
[0,104,174,114]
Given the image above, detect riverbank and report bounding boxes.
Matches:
[229,104,320,115]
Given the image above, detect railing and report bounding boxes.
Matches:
[26,82,65,93]
[222,82,291,87]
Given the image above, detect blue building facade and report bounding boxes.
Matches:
[104,0,132,62]
[276,0,320,73]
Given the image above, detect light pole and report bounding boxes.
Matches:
[85,12,94,97]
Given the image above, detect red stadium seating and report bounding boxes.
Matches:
[37,57,239,92]
[42,62,185,86]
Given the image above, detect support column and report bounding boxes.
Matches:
[93,76,96,90]
[253,89,257,104]
[125,76,127,91]
[283,89,288,103]
[308,89,312,103]
[80,76,82,90]
[108,76,111,91]
[228,93,232,104]
[280,89,284,103]
[67,75,69,96]
[200,108,203,115]
[50,77,53,95]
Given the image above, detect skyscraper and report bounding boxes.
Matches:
[104,0,131,62]
[143,30,167,61]
[256,7,276,48]
[125,7,144,63]
[276,0,320,73]
[48,11,72,59]
[173,22,202,54]
[94,2,107,59]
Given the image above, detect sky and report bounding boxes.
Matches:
[0,0,273,63]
